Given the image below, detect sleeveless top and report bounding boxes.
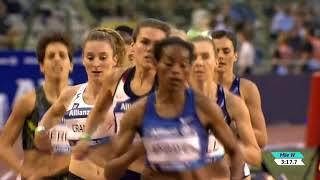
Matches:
[23,86,70,154]
[140,89,209,172]
[65,83,112,146]
[110,67,157,134]
[206,84,231,162]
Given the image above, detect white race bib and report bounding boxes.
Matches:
[49,124,71,154]
[144,135,200,163]
[207,133,225,158]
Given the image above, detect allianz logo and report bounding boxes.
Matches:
[115,101,133,112]
[67,108,90,117]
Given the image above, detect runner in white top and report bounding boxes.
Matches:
[34,28,126,179]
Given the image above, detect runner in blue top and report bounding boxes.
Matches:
[211,30,267,149]
[107,37,243,180]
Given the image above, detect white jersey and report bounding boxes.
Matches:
[109,68,156,134]
[64,83,113,146]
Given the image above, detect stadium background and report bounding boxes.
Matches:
[1,0,320,179]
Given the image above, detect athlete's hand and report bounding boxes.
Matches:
[34,131,52,152]
[72,140,90,160]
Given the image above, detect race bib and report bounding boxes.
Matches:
[65,119,86,140]
[49,124,71,154]
[207,133,225,161]
[144,135,201,163]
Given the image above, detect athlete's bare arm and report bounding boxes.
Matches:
[240,79,268,148]
[84,67,126,135]
[34,86,78,151]
[0,91,35,177]
[0,146,34,178]
[110,97,146,157]
[104,98,146,180]
[195,93,243,180]
[104,143,144,180]
[225,91,261,166]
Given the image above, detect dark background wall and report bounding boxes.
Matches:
[248,74,311,125]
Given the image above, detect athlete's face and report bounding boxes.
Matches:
[157,45,191,92]
[213,37,237,73]
[40,42,73,81]
[192,41,216,82]
[132,27,167,70]
[83,40,117,83]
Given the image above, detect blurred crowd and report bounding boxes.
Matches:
[0,0,320,75]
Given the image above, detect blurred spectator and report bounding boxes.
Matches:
[187,8,211,38]
[0,1,12,49]
[302,26,320,71]
[271,5,294,39]
[272,32,294,75]
[237,28,255,76]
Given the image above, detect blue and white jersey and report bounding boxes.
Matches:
[111,67,156,134]
[140,89,209,172]
[64,83,112,146]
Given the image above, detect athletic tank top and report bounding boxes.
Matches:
[140,89,209,172]
[23,86,51,150]
[23,86,70,154]
[65,83,112,146]
[230,76,241,96]
[206,84,231,162]
[229,77,251,177]
[111,67,157,133]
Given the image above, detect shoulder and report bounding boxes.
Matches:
[240,78,260,98]
[239,78,262,106]
[14,89,37,113]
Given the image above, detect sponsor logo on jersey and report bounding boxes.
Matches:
[64,107,91,119]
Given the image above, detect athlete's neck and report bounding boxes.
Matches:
[43,78,68,103]
[215,71,235,89]
[86,80,103,101]
[130,65,156,96]
[156,86,185,105]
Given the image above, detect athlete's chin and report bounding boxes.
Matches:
[216,68,226,73]
[167,85,185,92]
[193,74,207,82]
[141,63,155,70]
